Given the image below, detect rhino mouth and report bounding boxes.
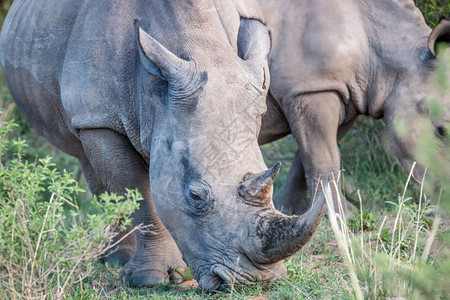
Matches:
[411,163,427,183]
[385,131,427,184]
[400,158,427,184]
[196,253,286,290]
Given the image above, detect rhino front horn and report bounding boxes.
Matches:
[247,176,329,264]
[238,162,281,207]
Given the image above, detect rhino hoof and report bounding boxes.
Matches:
[123,269,167,287]
[120,265,188,288]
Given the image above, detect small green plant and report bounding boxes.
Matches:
[0,117,141,299]
[347,210,378,232]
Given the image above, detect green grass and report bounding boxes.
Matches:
[67,219,349,300]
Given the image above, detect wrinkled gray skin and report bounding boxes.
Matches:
[0,0,328,290]
[258,0,450,214]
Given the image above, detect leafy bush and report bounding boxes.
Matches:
[414,0,450,27]
[0,118,141,299]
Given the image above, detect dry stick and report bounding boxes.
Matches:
[8,195,18,300]
[359,190,364,252]
[376,216,388,254]
[422,214,441,261]
[17,199,36,298]
[356,189,371,294]
[54,192,78,208]
[32,193,55,279]
[422,188,443,261]
[390,162,415,261]
[57,264,61,300]
[0,103,16,124]
[102,223,148,254]
[324,180,364,300]
[412,168,427,262]
[59,242,94,299]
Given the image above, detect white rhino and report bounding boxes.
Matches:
[0,0,327,290]
[259,0,450,214]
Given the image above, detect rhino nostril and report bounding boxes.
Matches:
[198,271,225,290]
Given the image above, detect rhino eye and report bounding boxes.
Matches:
[435,125,447,140]
[185,181,214,216]
[190,190,202,201]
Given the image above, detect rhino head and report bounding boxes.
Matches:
[135,19,327,289]
[383,17,450,183]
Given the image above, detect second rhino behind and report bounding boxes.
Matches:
[259,0,450,214]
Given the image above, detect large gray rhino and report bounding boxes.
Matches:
[258,0,450,214]
[0,0,327,290]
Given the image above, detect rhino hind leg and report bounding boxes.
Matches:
[281,92,357,216]
[273,151,309,214]
[78,129,187,287]
[274,150,357,216]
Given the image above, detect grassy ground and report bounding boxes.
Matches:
[68,220,349,300]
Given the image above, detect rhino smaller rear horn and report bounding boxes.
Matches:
[238,162,281,207]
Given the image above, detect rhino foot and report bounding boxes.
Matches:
[119,249,187,287]
[99,245,135,266]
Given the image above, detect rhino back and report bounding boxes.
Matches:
[261,0,369,106]
[261,0,432,119]
[0,0,165,156]
[0,0,83,96]
[0,0,90,156]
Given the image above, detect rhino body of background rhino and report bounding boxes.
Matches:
[258,0,450,214]
[0,0,327,290]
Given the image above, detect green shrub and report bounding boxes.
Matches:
[414,0,450,27]
[0,118,141,299]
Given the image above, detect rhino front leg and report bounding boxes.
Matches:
[79,158,136,265]
[79,129,187,287]
[282,91,356,215]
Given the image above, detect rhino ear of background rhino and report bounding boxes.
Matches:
[428,17,450,57]
[136,20,192,81]
[237,18,271,86]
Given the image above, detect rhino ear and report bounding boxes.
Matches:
[135,20,192,81]
[428,16,450,57]
[237,18,271,85]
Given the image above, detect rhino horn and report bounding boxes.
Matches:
[238,162,281,207]
[248,176,329,264]
[135,19,193,81]
[428,17,450,56]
